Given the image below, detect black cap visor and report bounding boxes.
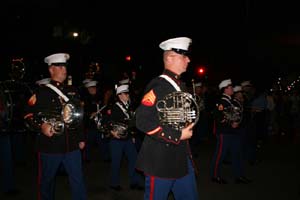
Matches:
[171,48,190,56]
[50,62,67,67]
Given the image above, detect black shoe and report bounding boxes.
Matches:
[130,184,144,191]
[211,177,228,184]
[110,185,122,191]
[235,176,252,184]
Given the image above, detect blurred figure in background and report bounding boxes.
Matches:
[210,79,251,184]
[109,84,143,191]
[82,80,110,163]
[190,81,210,157]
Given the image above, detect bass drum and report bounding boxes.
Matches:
[0,80,33,132]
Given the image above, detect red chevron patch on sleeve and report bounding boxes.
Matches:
[28,94,36,106]
[141,89,156,106]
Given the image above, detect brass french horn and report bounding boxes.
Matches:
[156,91,200,131]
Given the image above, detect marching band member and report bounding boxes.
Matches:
[109,84,143,191]
[135,37,199,200]
[210,79,251,184]
[82,80,110,163]
[24,53,87,200]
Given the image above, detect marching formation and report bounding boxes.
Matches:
[1,36,299,200]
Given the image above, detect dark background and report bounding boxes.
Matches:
[1,0,300,89]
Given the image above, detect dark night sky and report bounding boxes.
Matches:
[1,1,300,89]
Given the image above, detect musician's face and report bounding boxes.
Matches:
[49,65,67,83]
[195,86,203,95]
[164,51,191,75]
[224,85,234,96]
[118,92,130,102]
[87,86,97,95]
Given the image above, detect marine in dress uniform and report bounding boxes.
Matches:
[109,84,143,191]
[24,53,87,200]
[190,81,210,154]
[241,81,263,165]
[135,37,199,200]
[210,79,251,184]
[82,80,110,162]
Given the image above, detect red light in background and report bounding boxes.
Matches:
[198,68,204,74]
[125,55,131,61]
[196,66,206,76]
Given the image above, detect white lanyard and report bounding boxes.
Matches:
[45,84,69,102]
[159,75,181,92]
[116,102,130,119]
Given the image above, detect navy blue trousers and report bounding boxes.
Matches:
[144,158,198,200]
[109,138,142,187]
[38,150,87,200]
[0,134,16,193]
[210,133,244,178]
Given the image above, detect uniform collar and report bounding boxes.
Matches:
[222,93,232,100]
[50,80,64,87]
[162,69,181,81]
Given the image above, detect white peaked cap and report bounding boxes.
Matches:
[44,53,70,66]
[84,80,98,88]
[119,78,130,85]
[195,82,202,87]
[241,80,252,87]
[233,85,242,93]
[159,37,192,52]
[82,79,92,84]
[218,79,232,90]
[116,84,129,95]
[35,78,51,85]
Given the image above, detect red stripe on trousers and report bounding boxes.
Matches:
[214,134,223,177]
[150,176,155,200]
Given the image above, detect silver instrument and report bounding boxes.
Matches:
[42,117,65,135]
[223,103,243,124]
[156,91,200,131]
[111,122,128,139]
[40,99,84,135]
[90,105,107,131]
[62,101,83,124]
[0,80,33,132]
[94,112,104,131]
[191,79,205,112]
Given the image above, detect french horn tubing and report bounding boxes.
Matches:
[156,91,200,131]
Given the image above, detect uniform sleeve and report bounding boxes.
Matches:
[214,99,231,128]
[110,104,124,123]
[136,83,182,145]
[23,89,46,132]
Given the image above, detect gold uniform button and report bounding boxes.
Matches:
[175,138,178,141]
[168,136,171,139]
[161,132,165,136]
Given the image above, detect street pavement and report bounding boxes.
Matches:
[1,134,299,200]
